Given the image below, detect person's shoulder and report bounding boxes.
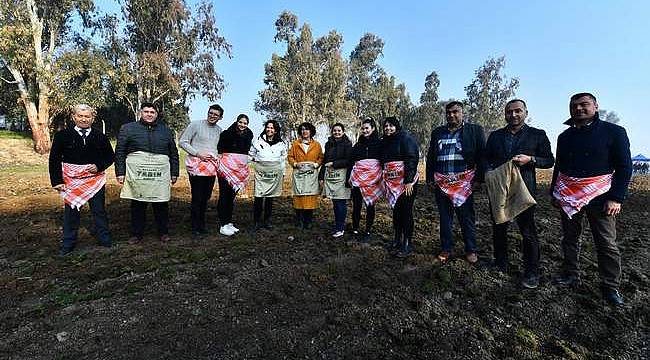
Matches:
[599,119,626,134]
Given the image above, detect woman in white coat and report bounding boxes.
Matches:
[249,120,287,230]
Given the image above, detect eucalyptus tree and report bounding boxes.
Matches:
[465,56,519,131]
[256,11,350,139]
[0,0,95,153]
[101,0,231,131]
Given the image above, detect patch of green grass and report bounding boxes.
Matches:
[431,267,452,290]
[516,327,540,353]
[0,130,31,139]
[50,287,114,306]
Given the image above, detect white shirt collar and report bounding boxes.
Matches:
[74,126,91,136]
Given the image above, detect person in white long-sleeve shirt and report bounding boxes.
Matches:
[179,104,223,237]
[249,120,287,230]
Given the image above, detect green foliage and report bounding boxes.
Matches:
[515,327,540,353]
[465,56,519,131]
[347,33,412,122]
[402,71,443,153]
[100,0,231,130]
[256,11,350,139]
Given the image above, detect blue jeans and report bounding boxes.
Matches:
[435,187,476,254]
[332,199,347,232]
[62,186,111,250]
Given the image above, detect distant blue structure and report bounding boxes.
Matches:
[632,154,649,174]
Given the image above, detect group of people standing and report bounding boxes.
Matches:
[49,92,632,306]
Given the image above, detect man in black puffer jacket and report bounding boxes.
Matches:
[115,102,179,243]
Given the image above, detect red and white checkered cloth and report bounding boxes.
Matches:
[350,159,384,206]
[553,172,612,218]
[217,153,250,192]
[434,169,475,207]
[185,154,219,176]
[60,163,106,210]
[383,161,419,208]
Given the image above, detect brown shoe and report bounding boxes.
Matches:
[437,251,451,263]
[465,252,478,264]
[160,234,171,242]
[128,236,142,245]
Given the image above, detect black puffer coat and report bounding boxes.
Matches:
[381,130,419,184]
[319,135,352,182]
[217,122,254,155]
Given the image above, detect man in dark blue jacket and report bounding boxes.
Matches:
[551,92,632,306]
[426,101,486,264]
[485,99,554,288]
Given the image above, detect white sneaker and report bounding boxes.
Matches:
[220,225,235,236]
[226,223,240,233]
[332,230,345,238]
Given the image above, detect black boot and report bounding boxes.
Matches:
[396,237,413,258]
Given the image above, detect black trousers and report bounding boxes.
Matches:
[492,206,539,275]
[393,185,417,241]
[131,200,169,236]
[561,205,621,291]
[351,187,375,233]
[62,187,111,250]
[253,197,274,224]
[217,176,236,225]
[189,175,216,232]
[294,209,314,224]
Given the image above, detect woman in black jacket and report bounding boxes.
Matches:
[216,114,254,236]
[319,123,352,238]
[348,118,383,242]
[381,116,419,257]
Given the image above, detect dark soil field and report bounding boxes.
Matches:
[1,136,648,359]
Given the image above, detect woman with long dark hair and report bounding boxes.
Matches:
[349,117,383,243]
[319,123,352,238]
[216,114,254,236]
[249,120,287,230]
[381,116,420,257]
[288,122,323,229]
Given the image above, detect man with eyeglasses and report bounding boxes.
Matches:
[179,104,224,237]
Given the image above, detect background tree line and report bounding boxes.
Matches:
[0,5,620,154]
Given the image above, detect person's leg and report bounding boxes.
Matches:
[294,208,303,228]
[333,199,347,232]
[392,194,404,246]
[400,185,417,254]
[456,194,477,254]
[303,209,313,229]
[88,187,111,246]
[217,176,235,225]
[200,176,216,230]
[130,200,147,238]
[189,175,202,232]
[560,209,584,278]
[585,206,621,292]
[253,197,264,225]
[351,187,362,232]
[435,188,455,254]
[263,197,273,227]
[152,201,169,236]
[365,203,376,234]
[517,206,539,276]
[62,204,81,252]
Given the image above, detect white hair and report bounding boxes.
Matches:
[72,104,96,118]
